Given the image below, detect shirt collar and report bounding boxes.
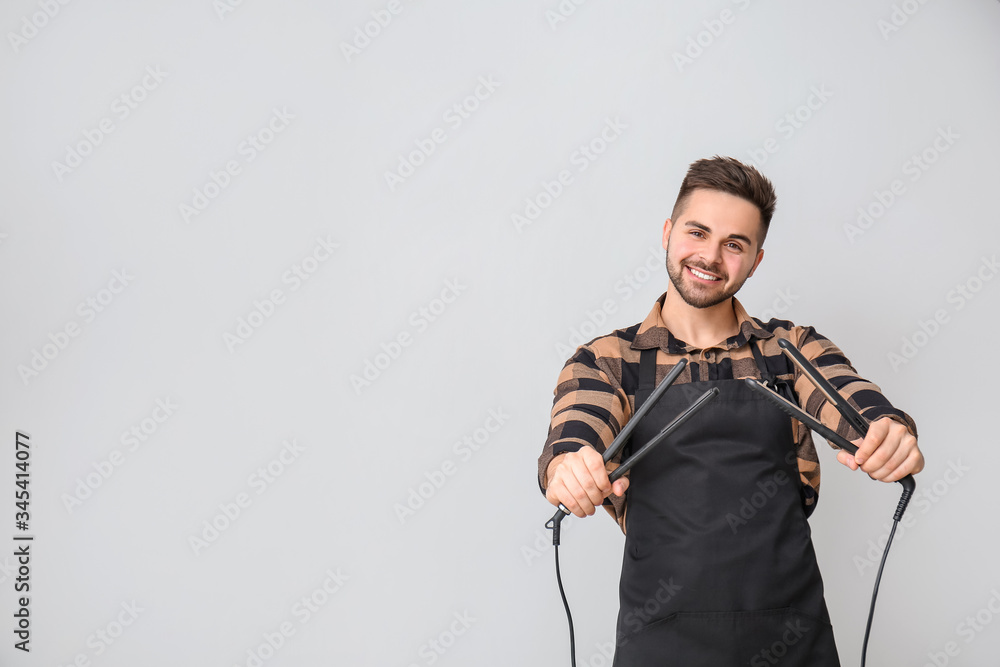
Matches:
[631,291,773,353]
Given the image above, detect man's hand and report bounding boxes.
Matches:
[836,417,924,482]
[545,447,628,518]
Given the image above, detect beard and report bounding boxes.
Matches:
[664,237,750,309]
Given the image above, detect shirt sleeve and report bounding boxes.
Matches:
[793,326,918,444]
[537,343,632,526]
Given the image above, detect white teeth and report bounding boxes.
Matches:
[688,267,720,281]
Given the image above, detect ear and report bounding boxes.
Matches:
[661,219,672,250]
[747,247,765,278]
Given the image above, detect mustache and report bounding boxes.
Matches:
[684,261,725,277]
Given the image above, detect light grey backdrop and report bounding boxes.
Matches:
[1,1,998,665]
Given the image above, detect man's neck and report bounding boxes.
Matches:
[661,286,741,350]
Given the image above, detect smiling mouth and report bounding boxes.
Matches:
[686,265,722,282]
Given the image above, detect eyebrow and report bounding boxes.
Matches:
[683,220,753,247]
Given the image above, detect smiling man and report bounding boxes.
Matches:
[537,156,924,666]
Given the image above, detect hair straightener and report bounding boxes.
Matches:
[545,342,917,667]
[745,337,915,667]
[545,358,720,667]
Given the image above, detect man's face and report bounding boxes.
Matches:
[662,188,766,309]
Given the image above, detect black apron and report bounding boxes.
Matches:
[613,344,841,667]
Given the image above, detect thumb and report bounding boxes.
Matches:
[612,478,629,496]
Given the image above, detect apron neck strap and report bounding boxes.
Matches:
[638,339,795,406]
[748,338,775,384]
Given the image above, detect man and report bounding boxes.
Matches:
[537,156,924,666]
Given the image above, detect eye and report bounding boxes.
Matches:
[725,241,744,252]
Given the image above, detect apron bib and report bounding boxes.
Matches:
[613,346,841,667]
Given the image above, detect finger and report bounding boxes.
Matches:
[882,447,924,483]
[582,448,612,497]
[862,421,913,476]
[856,419,903,473]
[570,462,606,512]
[854,418,890,467]
[867,435,911,481]
[612,477,629,496]
[546,471,568,505]
[544,451,587,513]
[559,473,596,517]
[859,438,899,476]
[837,449,858,471]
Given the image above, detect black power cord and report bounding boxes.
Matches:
[544,512,575,666]
[553,544,577,667]
[860,484,913,666]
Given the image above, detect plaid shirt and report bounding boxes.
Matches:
[537,291,918,533]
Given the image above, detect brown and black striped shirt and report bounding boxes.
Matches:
[537,291,918,533]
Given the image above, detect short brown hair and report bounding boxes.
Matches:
[670,155,777,247]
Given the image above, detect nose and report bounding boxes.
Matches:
[699,243,722,267]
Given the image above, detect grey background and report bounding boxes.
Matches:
[1,1,998,665]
